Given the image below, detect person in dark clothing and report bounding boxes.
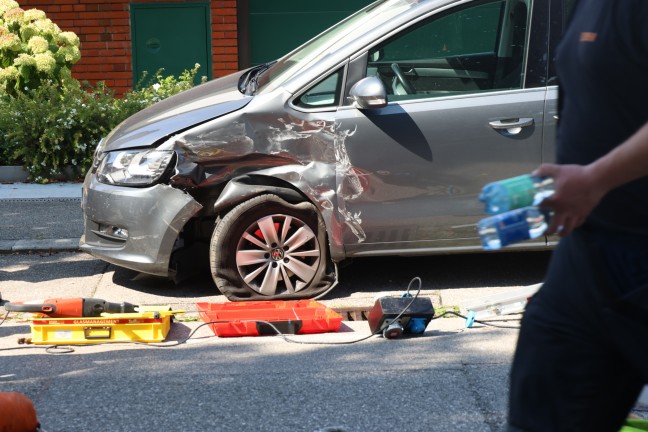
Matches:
[506,0,648,430]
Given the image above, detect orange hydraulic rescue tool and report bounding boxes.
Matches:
[5,298,138,318]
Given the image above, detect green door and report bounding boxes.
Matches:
[131,2,212,86]
[246,1,374,66]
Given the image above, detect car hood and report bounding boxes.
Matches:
[103,70,253,151]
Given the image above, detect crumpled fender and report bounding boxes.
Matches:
[213,175,306,215]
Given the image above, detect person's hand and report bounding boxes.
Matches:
[533,163,608,236]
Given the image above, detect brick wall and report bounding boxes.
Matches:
[18,0,239,97]
[211,1,238,77]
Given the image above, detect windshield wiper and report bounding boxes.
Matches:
[238,61,276,95]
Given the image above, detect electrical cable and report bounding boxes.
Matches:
[311,263,339,301]
[240,320,379,345]
[0,278,419,352]
[0,276,520,353]
[45,345,75,354]
[431,310,521,329]
[0,321,219,354]
[0,318,378,354]
[389,276,422,323]
[284,276,422,343]
[0,310,8,326]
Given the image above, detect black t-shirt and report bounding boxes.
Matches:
[556,0,648,235]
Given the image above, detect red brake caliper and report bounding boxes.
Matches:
[254,222,281,242]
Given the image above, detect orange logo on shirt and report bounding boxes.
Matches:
[580,32,597,42]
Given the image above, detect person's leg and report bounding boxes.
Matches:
[507,230,644,432]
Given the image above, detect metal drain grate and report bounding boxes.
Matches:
[332,307,370,321]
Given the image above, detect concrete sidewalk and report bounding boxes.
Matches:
[0,181,82,200]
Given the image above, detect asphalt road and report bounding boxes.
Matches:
[2,251,647,431]
[0,251,535,432]
[2,316,516,432]
[0,198,83,241]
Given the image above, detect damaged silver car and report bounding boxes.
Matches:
[81,0,569,301]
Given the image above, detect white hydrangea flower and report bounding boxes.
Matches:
[23,8,46,22]
[27,35,49,53]
[58,31,79,47]
[13,53,36,66]
[0,0,20,15]
[56,45,80,63]
[33,18,59,34]
[0,66,19,81]
[2,6,23,24]
[0,32,20,51]
[34,52,55,73]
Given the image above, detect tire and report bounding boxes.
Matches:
[210,194,335,301]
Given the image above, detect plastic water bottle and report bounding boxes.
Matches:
[480,174,554,214]
[478,206,550,250]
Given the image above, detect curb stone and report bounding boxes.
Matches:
[0,238,80,253]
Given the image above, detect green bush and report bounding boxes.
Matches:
[0,80,114,182]
[112,63,207,126]
[0,63,207,183]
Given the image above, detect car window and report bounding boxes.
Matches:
[294,68,344,109]
[367,0,531,101]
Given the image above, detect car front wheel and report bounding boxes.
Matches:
[209,194,334,301]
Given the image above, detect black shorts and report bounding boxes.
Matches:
[507,227,648,432]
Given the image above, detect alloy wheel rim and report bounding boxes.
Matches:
[235,214,321,296]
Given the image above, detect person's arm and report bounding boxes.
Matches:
[535,120,648,236]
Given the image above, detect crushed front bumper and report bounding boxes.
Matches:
[80,175,203,277]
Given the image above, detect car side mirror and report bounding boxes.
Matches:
[349,77,387,109]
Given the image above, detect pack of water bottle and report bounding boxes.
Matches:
[478,174,554,250]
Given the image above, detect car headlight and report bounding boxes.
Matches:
[91,138,107,171]
[96,149,174,186]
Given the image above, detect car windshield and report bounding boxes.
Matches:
[254,0,419,94]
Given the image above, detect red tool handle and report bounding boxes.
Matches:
[5,298,84,317]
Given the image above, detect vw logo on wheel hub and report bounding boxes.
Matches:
[270,248,284,261]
